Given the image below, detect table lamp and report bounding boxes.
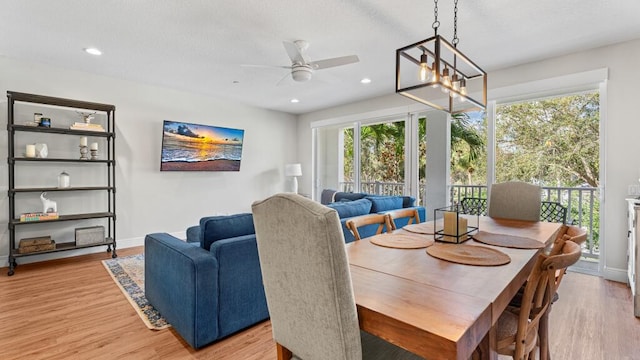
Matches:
[284,163,302,193]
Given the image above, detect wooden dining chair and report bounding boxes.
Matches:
[252,193,422,360]
[540,201,567,224]
[385,208,421,231]
[488,181,542,222]
[345,213,392,240]
[493,240,582,360]
[536,225,586,360]
[460,197,488,216]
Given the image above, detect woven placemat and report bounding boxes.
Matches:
[403,222,436,235]
[426,244,511,266]
[369,233,435,249]
[472,231,544,249]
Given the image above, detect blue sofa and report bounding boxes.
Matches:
[326,192,426,242]
[144,213,269,349]
[144,194,424,349]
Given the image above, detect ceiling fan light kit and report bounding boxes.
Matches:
[396,0,487,114]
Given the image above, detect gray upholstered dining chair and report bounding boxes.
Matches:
[252,193,422,360]
[488,181,542,222]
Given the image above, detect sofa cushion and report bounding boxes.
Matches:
[186,225,201,243]
[366,196,403,213]
[334,192,367,202]
[326,198,372,218]
[401,196,416,208]
[200,213,255,251]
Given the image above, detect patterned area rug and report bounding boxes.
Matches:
[102,254,170,330]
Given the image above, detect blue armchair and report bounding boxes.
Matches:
[144,213,269,349]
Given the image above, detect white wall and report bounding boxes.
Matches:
[298,38,640,282]
[0,56,297,265]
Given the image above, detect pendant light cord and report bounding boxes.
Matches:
[452,0,459,47]
[432,0,440,36]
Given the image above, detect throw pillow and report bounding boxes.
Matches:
[326,198,372,218]
[334,192,367,202]
[366,196,403,213]
[401,196,416,208]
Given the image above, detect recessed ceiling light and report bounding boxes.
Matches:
[361,78,372,84]
[84,47,102,56]
[290,98,299,103]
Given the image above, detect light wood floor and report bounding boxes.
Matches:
[0,247,638,359]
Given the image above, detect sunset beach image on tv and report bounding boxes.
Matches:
[160,120,244,171]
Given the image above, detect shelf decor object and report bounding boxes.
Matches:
[75,225,105,246]
[35,143,48,158]
[433,204,478,244]
[79,136,89,160]
[58,171,70,188]
[395,0,486,114]
[90,142,98,160]
[25,144,36,158]
[6,91,117,276]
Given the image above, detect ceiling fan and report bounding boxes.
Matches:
[243,40,359,83]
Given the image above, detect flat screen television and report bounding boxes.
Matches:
[160,120,244,171]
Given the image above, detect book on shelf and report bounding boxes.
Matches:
[70,122,106,132]
[19,212,59,222]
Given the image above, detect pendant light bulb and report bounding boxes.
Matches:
[419,53,431,82]
[441,67,451,93]
[451,74,460,98]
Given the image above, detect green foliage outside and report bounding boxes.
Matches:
[496,92,600,187]
[343,115,485,186]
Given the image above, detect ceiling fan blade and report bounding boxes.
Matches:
[240,64,291,70]
[311,55,359,70]
[276,72,294,86]
[283,41,306,64]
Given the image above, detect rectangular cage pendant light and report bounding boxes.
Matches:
[395,34,487,114]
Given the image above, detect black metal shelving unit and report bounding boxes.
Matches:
[6,91,117,276]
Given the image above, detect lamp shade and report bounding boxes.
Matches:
[284,163,302,177]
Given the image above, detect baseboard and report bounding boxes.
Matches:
[0,231,185,269]
[602,266,628,283]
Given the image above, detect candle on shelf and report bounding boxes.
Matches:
[80,136,88,147]
[25,144,36,158]
[90,142,98,151]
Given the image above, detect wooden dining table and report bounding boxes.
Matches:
[346,216,563,360]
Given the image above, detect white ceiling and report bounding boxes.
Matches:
[1,0,639,115]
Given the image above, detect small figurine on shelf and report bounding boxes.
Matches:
[76,111,96,124]
[40,192,57,213]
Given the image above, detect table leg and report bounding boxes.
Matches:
[476,325,498,360]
